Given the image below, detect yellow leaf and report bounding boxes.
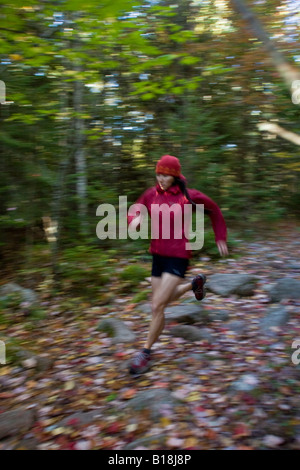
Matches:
[9,54,23,61]
[51,427,65,436]
[139,380,151,387]
[78,399,93,406]
[64,380,75,391]
[289,419,300,426]
[184,437,198,448]
[186,392,201,402]
[26,380,38,389]
[246,356,255,362]
[47,395,58,403]
[160,417,171,427]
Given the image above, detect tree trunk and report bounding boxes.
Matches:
[230,0,300,99]
[50,82,71,283]
[73,66,88,237]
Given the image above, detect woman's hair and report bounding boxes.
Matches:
[174,177,197,207]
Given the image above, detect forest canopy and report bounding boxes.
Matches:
[0,0,299,260]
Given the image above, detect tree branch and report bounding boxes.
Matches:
[257,121,300,146]
[230,0,300,100]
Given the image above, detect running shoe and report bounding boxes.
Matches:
[129,350,152,375]
[192,274,207,301]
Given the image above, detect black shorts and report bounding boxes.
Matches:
[151,254,189,279]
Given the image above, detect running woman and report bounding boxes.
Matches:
[128,155,228,374]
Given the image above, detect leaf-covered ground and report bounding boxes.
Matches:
[0,226,300,450]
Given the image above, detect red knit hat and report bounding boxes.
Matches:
[155,155,182,178]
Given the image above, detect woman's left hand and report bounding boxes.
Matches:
[217,240,228,257]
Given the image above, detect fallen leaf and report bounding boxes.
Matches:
[233,423,250,439]
[262,435,285,448]
[167,437,184,448]
[64,380,75,391]
[205,429,218,440]
[121,389,137,400]
[74,440,92,450]
[184,437,198,448]
[160,417,171,427]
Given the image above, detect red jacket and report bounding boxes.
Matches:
[128,183,227,259]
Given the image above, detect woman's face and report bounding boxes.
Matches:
[156,173,175,191]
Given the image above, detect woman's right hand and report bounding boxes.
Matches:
[217,240,228,257]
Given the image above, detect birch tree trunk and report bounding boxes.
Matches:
[73,63,88,237]
[230,0,300,102]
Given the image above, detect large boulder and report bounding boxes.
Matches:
[0,408,36,440]
[97,318,136,344]
[1,335,54,370]
[125,389,182,420]
[231,373,260,392]
[260,305,289,335]
[164,304,204,324]
[225,320,246,335]
[268,278,300,303]
[0,282,38,306]
[206,274,258,297]
[169,325,214,342]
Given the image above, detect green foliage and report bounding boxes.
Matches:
[58,246,117,297]
[3,337,25,366]
[119,264,149,290]
[27,307,47,321]
[132,290,149,303]
[0,291,46,327]
[0,0,299,274]
[0,291,24,311]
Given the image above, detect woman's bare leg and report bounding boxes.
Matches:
[145,272,182,350]
[168,279,192,302]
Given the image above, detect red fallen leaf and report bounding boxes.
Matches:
[106,422,122,434]
[67,442,77,450]
[82,378,94,386]
[55,436,71,450]
[67,418,80,427]
[99,437,118,449]
[205,429,217,440]
[241,392,256,405]
[124,304,135,311]
[153,382,169,388]
[114,351,127,358]
[279,386,292,395]
[196,406,206,412]
[233,423,250,439]
[219,328,228,333]
[32,422,44,433]
[121,389,137,400]
[0,392,14,399]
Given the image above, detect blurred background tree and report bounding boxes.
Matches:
[0,0,299,287]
